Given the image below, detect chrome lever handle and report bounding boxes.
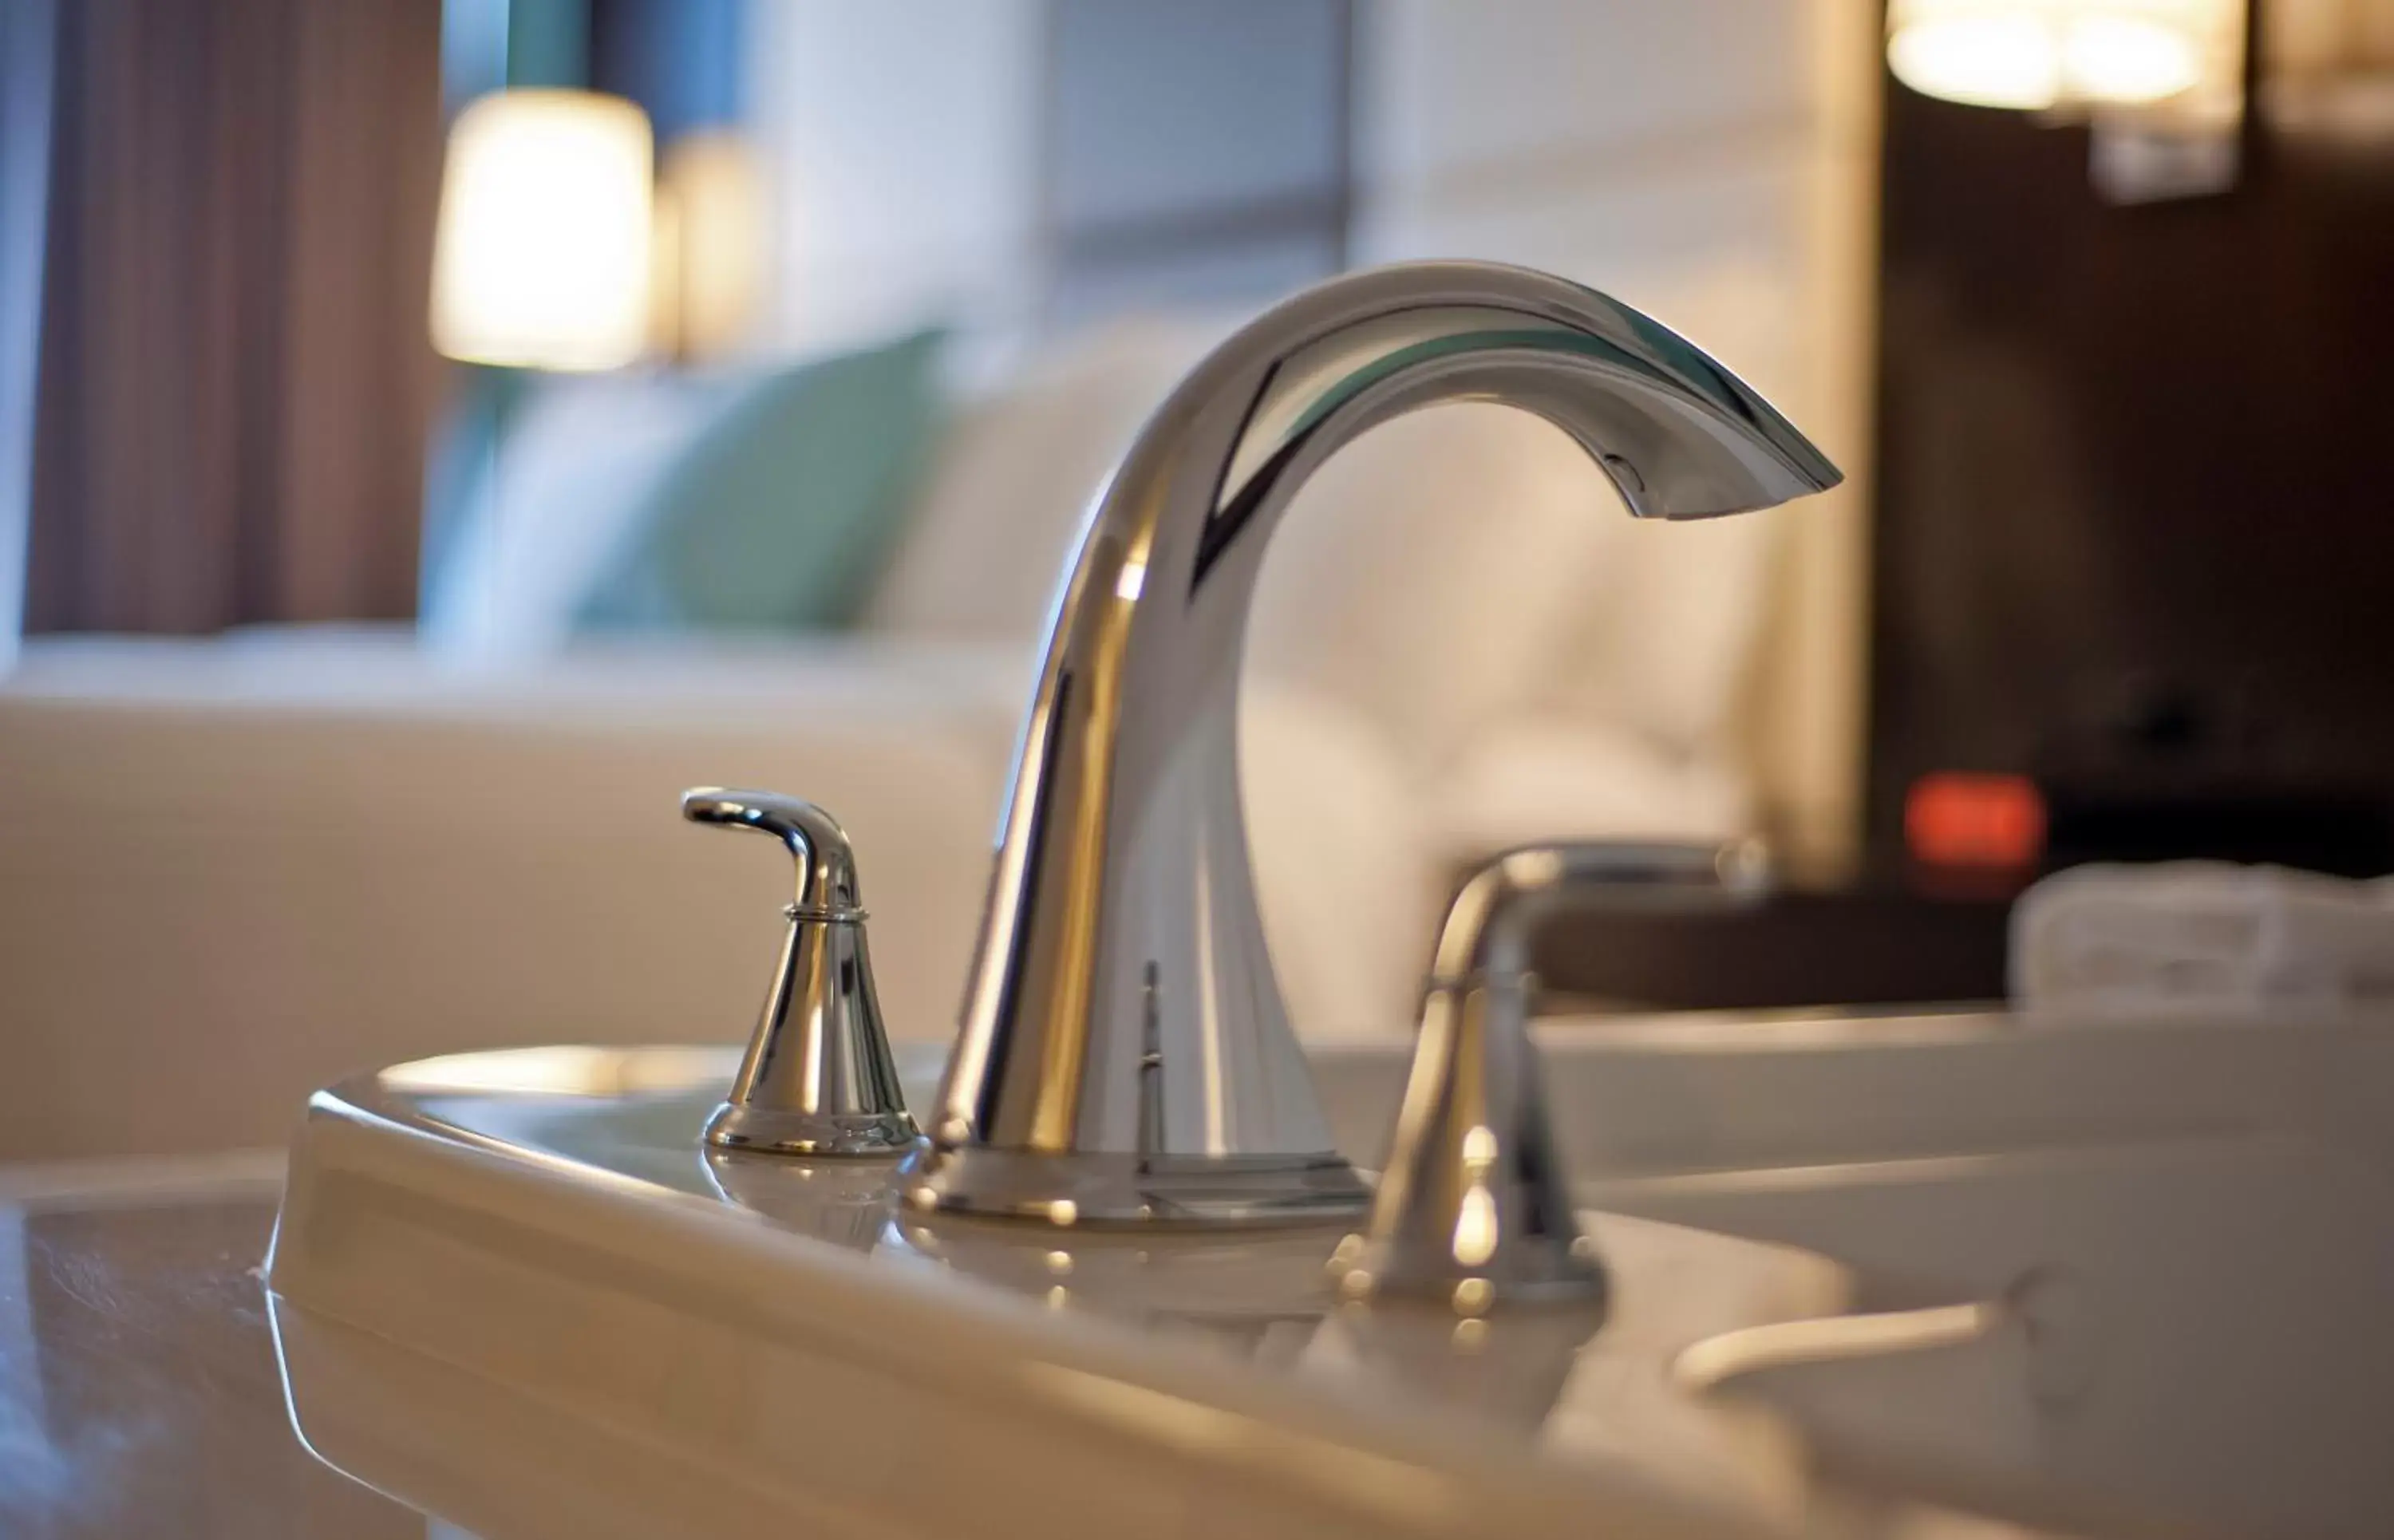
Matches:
[682,788,918,1158]
[1337,839,1772,1315]
[681,788,866,920]
[1428,837,1772,985]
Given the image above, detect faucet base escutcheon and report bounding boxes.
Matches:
[905,1146,1369,1229]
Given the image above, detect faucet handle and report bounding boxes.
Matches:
[1336,839,1771,1314]
[682,788,918,1158]
[682,788,867,917]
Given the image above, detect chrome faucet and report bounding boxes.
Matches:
[895,260,1840,1226]
[685,789,918,1158]
[1339,839,1771,1310]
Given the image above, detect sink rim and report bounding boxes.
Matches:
[265,1044,1865,1540]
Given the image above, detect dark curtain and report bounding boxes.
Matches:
[24,0,444,634]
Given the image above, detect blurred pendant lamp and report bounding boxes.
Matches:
[1886,0,2231,109]
[432,88,654,373]
[1886,0,2250,200]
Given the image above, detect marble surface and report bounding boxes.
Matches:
[0,1168,418,1538]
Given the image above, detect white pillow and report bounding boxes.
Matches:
[1539,257,1803,760]
[1544,510,1780,760]
[1247,401,1637,781]
[871,291,1774,801]
[866,317,1219,644]
[1432,714,1752,867]
[1242,681,1440,1038]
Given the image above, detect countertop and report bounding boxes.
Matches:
[0,1155,417,1538]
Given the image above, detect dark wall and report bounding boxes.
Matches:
[1870,53,2394,877]
[590,0,745,142]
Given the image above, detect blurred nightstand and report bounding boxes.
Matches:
[1527,884,2012,1013]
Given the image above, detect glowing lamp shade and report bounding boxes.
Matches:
[1888,0,2230,111]
[431,90,654,372]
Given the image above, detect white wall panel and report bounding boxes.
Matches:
[746,0,1043,355]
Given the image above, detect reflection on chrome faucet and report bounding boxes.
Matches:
[1304,1299,1606,1434]
[909,260,1839,1226]
[896,1216,1336,1355]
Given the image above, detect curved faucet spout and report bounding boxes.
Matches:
[913,261,1841,1226]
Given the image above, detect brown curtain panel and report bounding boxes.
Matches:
[25,0,444,634]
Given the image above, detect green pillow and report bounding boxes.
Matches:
[575,327,945,633]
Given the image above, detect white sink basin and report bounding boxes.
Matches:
[1591,1133,2394,1538]
[1314,1005,2394,1179]
[267,1005,2394,1540]
[268,1045,1902,1540]
[1330,1006,2394,1537]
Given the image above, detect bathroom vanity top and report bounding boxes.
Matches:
[0,1170,1813,1540]
[232,1042,2057,1540]
[0,1162,422,1538]
[0,1143,1922,1540]
[18,1009,2394,1538]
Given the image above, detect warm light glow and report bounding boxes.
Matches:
[1450,1123,1500,1267]
[2065,14,2204,101]
[654,131,768,361]
[432,89,654,371]
[1888,0,2236,111]
[1450,1185,1499,1266]
[1113,557,1147,602]
[1890,4,2066,108]
[379,1044,723,1096]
